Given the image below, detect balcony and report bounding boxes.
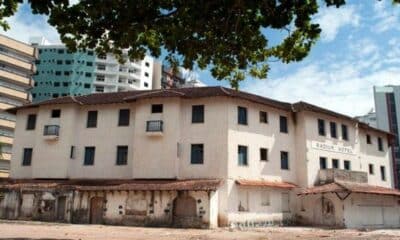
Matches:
[318,169,367,185]
[43,125,60,140]
[0,85,29,102]
[0,53,33,72]
[146,120,163,136]
[0,69,31,86]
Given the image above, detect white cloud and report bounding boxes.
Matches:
[314,5,360,42]
[0,4,60,44]
[372,1,400,33]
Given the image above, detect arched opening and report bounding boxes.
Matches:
[173,193,197,227]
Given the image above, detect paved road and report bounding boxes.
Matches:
[1,220,400,240]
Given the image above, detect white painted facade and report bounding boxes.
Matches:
[5,87,399,228]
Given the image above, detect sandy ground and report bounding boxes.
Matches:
[1,220,400,240]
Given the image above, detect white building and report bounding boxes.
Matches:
[0,87,399,229]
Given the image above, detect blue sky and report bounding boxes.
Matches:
[1,1,400,116]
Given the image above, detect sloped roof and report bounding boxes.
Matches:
[6,86,391,136]
[299,181,400,197]
[236,179,297,189]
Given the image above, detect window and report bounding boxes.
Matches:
[84,83,91,88]
[58,49,64,54]
[51,109,61,118]
[332,159,339,169]
[57,60,62,65]
[145,62,150,67]
[318,119,325,136]
[55,71,61,76]
[341,124,348,140]
[367,134,372,144]
[260,148,268,161]
[191,144,204,164]
[88,50,94,56]
[192,105,204,123]
[86,61,93,66]
[54,82,60,87]
[369,164,374,175]
[118,109,130,126]
[64,71,70,76]
[238,145,248,166]
[26,114,37,130]
[280,116,288,133]
[151,104,163,113]
[84,147,95,165]
[320,157,327,169]
[380,166,386,181]
[65,60,72,65]
[261,191,270,206]
[378,137,384,151]
[344,160,351,170]
[86,111,98,128]
[70,146,75,159]
[144,82,149,87]
[330,122,337,138]
[281,151,289,170]
[22,148,33,166]
[116,146,128,165]
[238,106,247,125]
[85,72,92,77]
[145,72,149,77]
[52,93,59,98]
[95,86,104,92]
[260,111,268,123]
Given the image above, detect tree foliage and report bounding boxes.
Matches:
[1,0,399,88]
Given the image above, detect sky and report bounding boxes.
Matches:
[1,1,400,117]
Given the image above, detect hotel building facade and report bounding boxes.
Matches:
[0,87,399,228]
[0,35,37,177]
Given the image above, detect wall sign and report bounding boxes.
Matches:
[311,141,355,155]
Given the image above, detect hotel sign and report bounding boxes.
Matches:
[311,141,355,155]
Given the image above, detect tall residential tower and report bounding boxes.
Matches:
[30,38,161,102]
[374,85,400,188]
[0,34,37,177]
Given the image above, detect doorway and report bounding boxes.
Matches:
[56,196,66,221]
[90,197,104,224]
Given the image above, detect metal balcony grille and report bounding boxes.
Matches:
[146,120,163,132]
[43,125,60,136]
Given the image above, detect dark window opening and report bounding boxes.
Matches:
[260,111,268,123]
[378,137,384,151]
[260,148,268,161]
[51,109,61,118]
[330,122,337,138]
[281,151,289,170]
[280,116,288,133]
[367,134,371,144]
[22,148,33,166]
[87,111,98,128]
[238,145,248,166]
[192,105,204,123]
[344,160,351,170]
[380,166,386,181]
[332,159,339,169]
[26,114,37,130]
[318,119,325,136]
[238,106,247,125]
[369,164,374,175]
[151,104,163,113]
[116,146,128,165]
[191,144,204,164]
[70,146,75,159]
[342,124,348,141]
[320,157,327,169]
[84,147,95,165]
[118,109,130,126]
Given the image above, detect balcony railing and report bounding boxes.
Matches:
[44,125,60,136]
[146,120,163,132]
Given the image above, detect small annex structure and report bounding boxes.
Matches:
[1,86,399,229]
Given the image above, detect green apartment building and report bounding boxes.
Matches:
[30,38,161,103]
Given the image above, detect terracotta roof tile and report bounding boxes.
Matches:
[0,179,222,191]
[299,181,400,197]
[235,179,297,189]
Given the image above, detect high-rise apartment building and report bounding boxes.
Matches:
[0,34,37,177]
[30,38,161,102]
[374,85,400,188]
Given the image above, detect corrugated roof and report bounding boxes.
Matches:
[0,179,222,191]
[236,179,297,189]
[299,181,400,197]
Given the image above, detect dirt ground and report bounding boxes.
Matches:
[1,220,400,240]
